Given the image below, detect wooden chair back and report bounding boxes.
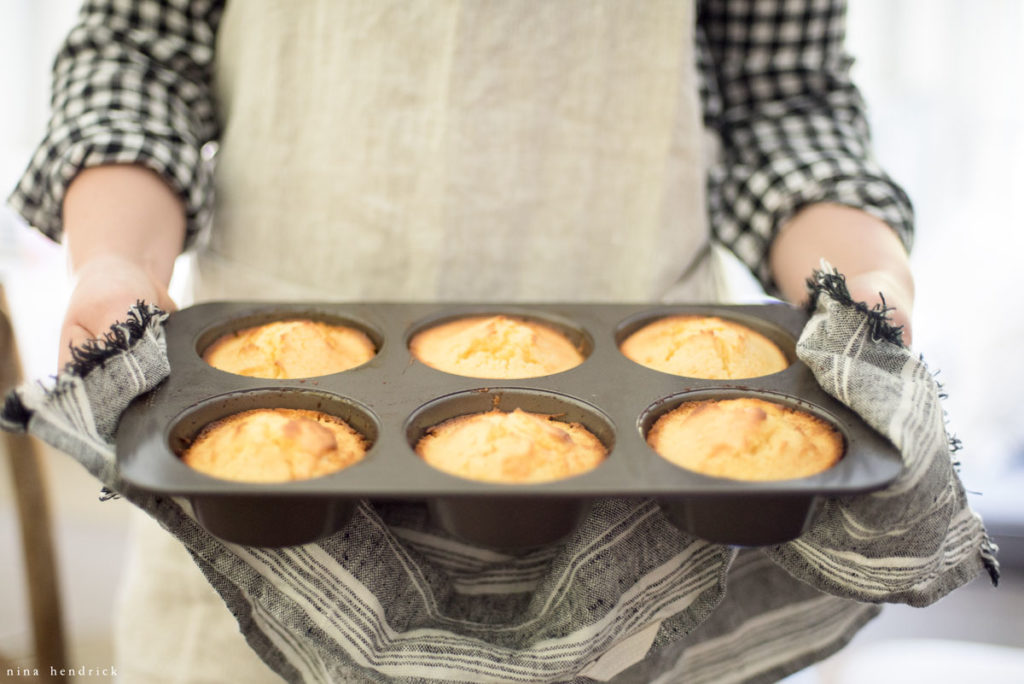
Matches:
[1,283,68,683]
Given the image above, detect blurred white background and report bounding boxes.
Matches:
[1,0,1022,681]
[846,1,1024,523]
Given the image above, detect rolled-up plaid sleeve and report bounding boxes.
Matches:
[698,0,915,291]
[7,0,224,247]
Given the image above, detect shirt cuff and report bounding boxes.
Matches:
[6,124,212,249]
[711,161,915,292]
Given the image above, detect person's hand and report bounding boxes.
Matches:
[58,164,187,370]
[844,269,914,348]
[58,253,177,369]
[769,203,916,348]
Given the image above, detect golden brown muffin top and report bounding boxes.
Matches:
[182,408,367,483]
[619,315,787,379]
[415,408,606,484]
[409,315,584,379]
[203,319,375,379]
[646,397,842,481]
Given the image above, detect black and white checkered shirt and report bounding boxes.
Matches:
[8,0,913,291]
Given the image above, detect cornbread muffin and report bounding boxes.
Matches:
[203,319,375,379]
[182,408,367,483]
[646,397,843,481]
[619,315,787,379]
[415,408,607,484]
[409,315,584,379]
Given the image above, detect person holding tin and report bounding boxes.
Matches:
[9,1,925,682]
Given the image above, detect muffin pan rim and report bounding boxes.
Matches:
[403,386,618,488]
[192,305,387,380]
[404,306,596,378]
[636,388,854,488]
[613,308,800,377]
[163,387,383,491]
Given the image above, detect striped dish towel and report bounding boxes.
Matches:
[1,269,998,684]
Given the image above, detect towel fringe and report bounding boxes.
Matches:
[1,302,166,435]
[808,266,1000,587]
[0,389,31,432]
[65,302,165,376]
[99,487,122,502]
[806,268,906,347]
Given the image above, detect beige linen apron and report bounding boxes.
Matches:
[117,2,717,681]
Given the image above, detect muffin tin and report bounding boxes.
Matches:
[115,301,903,549]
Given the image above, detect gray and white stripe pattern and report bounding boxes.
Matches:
[1,279,997,682]
[766,272,999,607]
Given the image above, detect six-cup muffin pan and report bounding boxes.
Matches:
[115,301,903,549]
